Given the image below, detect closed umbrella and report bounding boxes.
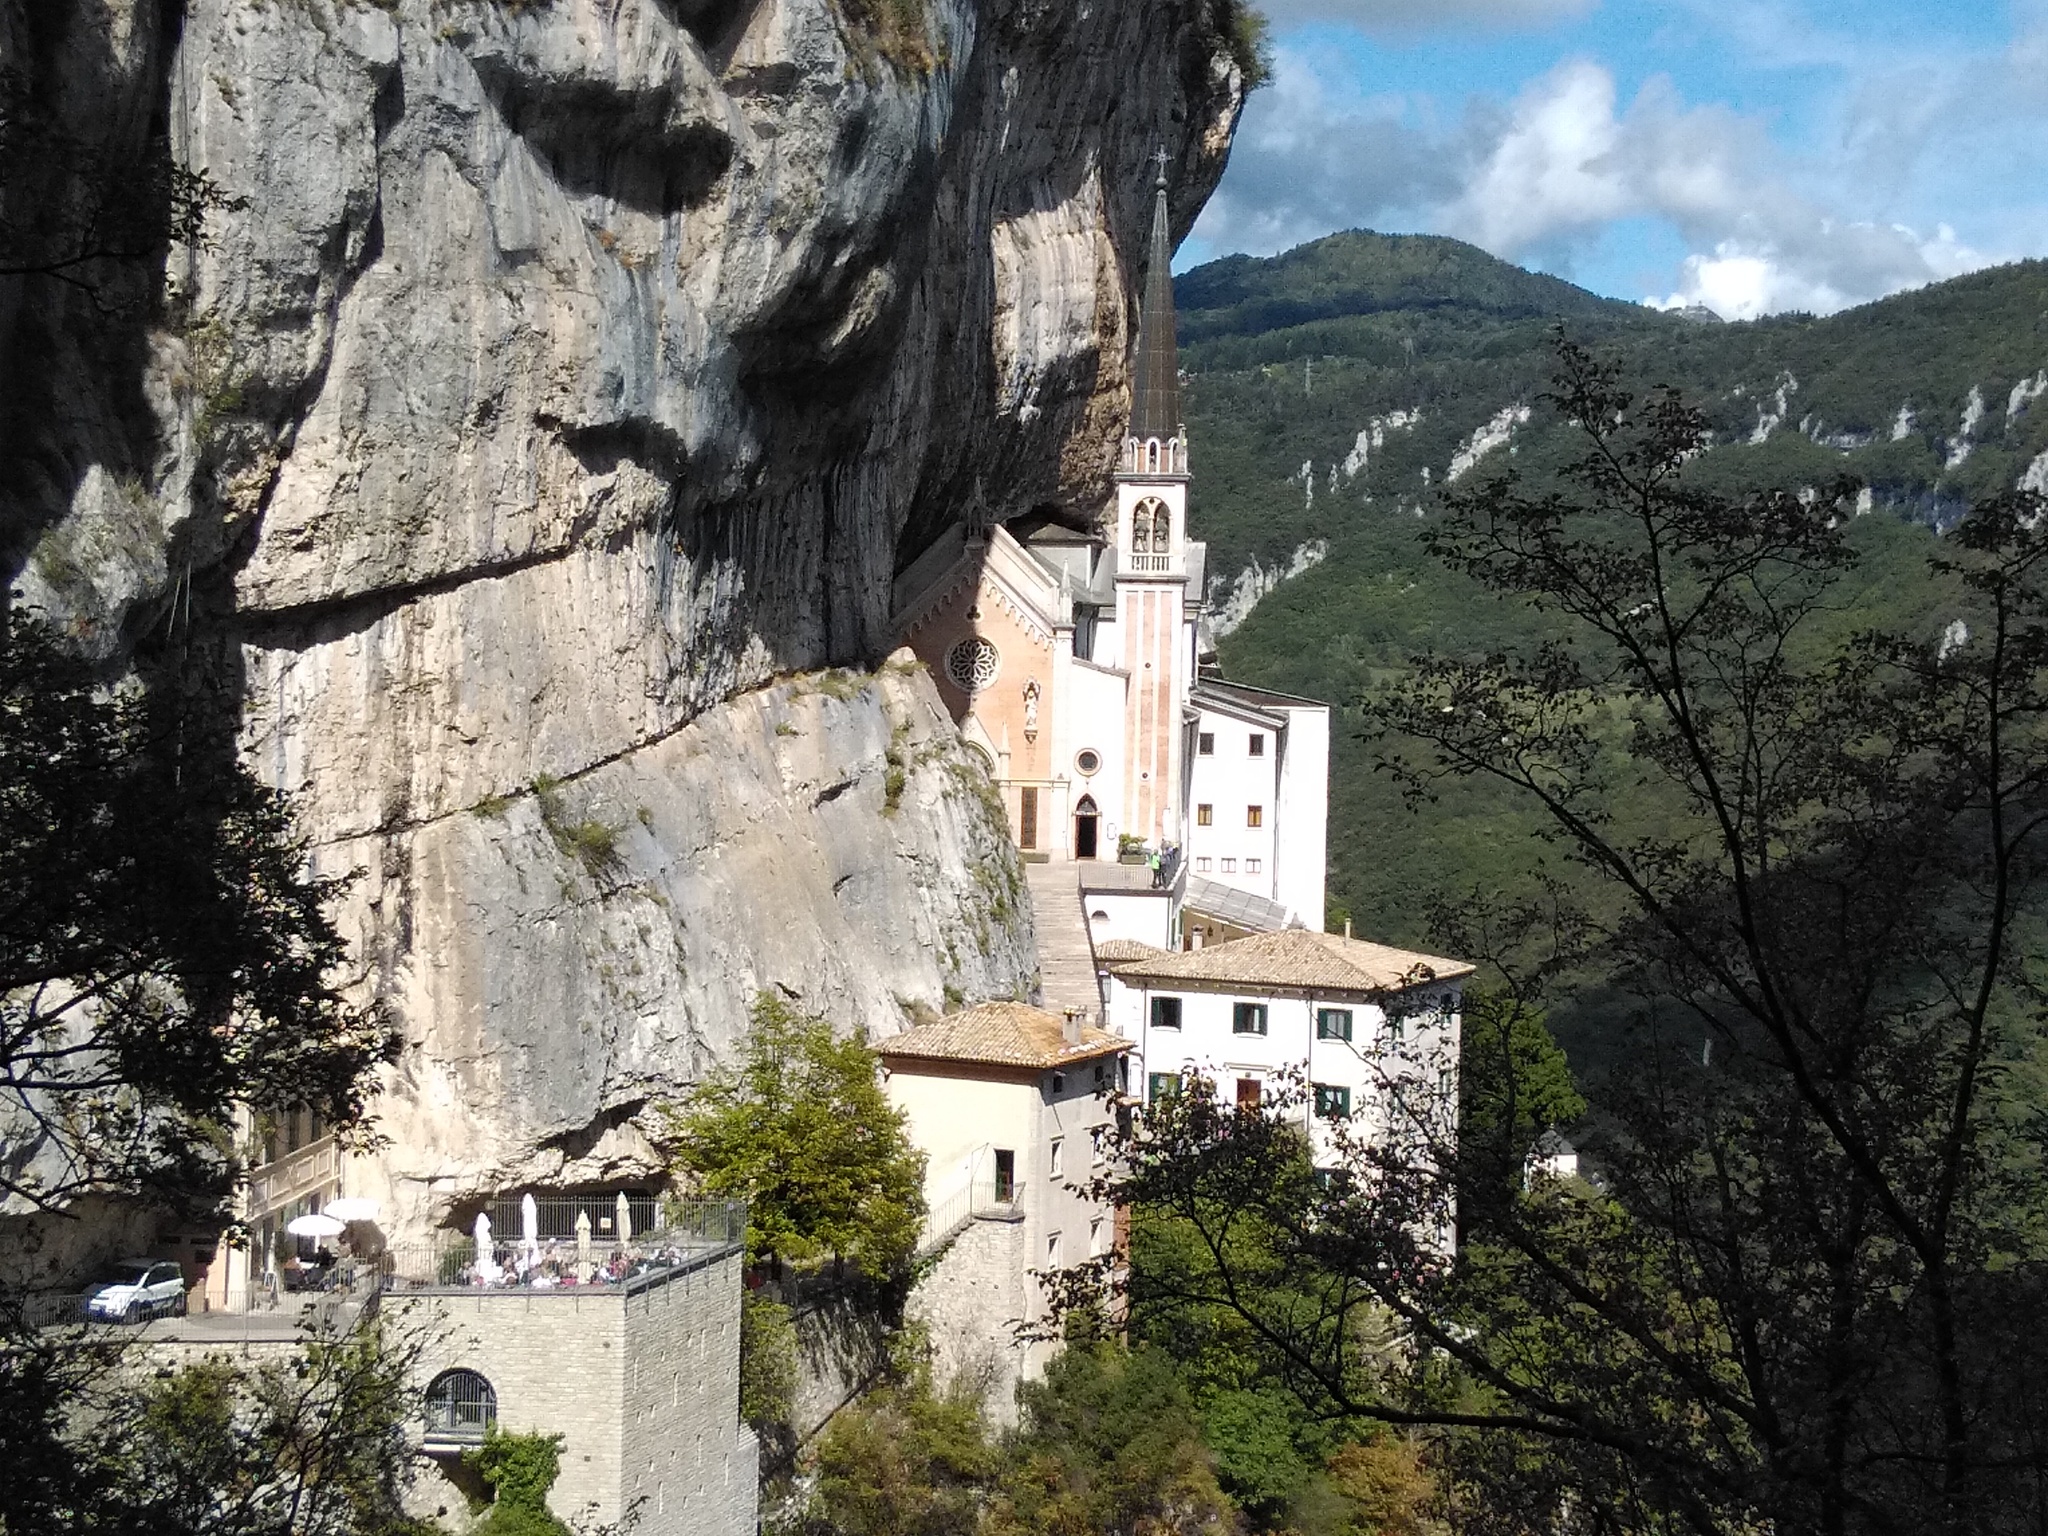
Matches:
[521,1193,539,1260]
[615,1192,632,1243]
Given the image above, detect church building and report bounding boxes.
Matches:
[892,166,1329,938]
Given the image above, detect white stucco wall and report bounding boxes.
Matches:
[1272,702,1329,929]
[1107,975,1460,1167]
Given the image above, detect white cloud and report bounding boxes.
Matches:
[1190,45,2017,320]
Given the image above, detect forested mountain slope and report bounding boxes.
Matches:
[1184,232,2048,976]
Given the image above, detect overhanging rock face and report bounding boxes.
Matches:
[2,0,1245,1232]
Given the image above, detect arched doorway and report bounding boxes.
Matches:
[1074,795,1100,860]
[424,1368,497,1449]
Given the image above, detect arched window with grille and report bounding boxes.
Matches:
[1130,504,1152,551]
[1150,501,1171,552]
[424,1368,497,1448]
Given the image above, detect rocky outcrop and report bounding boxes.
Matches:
[1,0,1243,1223]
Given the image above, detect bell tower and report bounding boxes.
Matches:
[1115,154,1193,848]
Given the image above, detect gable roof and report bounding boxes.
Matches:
[875,1001,1129,1072]
[1110,928,1474,995]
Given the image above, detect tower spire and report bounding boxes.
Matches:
[1129,150,1181,446]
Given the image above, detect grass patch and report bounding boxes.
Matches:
[882,721,911,817]
[472,791,513,820]
[837,0,937,72]
[533,774,625,879]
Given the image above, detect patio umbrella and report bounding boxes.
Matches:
[521,1193,538,1257]
[615,1192,632,1243]
[286,1213,345,1239]
[325,1197,379,1222]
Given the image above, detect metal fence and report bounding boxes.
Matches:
[374,1198,745,1296]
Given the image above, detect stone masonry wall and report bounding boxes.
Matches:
[620,1250,755,1536]
[396,1250,751,1534]
[908,1210,1033,1426]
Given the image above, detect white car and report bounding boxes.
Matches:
[86,1259,187,1324]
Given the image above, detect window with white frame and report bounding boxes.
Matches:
[1317,1008,1353,1041]
[1221,857,1237,872]
[1246,858,1262,873]
[1195,857,1212,872]
[1050,1138,1063,1177]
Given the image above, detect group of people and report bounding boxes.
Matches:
[445,1239,699,1290]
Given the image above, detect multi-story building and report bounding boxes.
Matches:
[877,1002,1128,1412]
[1103,928,1471,1170]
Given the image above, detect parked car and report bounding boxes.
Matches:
[85,1259,186,1324]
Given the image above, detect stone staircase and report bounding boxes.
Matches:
[1024,861,1102,1018]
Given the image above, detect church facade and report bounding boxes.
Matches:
[893,171,1329,938]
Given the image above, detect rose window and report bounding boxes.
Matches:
[946,637,1001,693]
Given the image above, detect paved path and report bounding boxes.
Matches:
[1025,861,1102,1018]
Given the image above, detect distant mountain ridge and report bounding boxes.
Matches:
[1179,231,2048,955]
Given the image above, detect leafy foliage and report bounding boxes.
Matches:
[0,1319,439,1536]
[663,993,925,1276]
[466,1431,571,1536]
[1059,347,2048,1534]
[740,1291,800,1433]
[0,607,393,1214]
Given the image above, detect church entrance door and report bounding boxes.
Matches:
[1074,796,1100,860]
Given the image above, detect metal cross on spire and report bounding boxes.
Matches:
[1152,145,1171,188]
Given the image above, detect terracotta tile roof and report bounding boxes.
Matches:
[1109,929,1474,994]
[875,1001,1129,1071]
[1093,939,1170,967]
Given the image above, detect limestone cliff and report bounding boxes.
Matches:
[0,0,1243,1224]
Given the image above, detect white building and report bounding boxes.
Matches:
[892,166,1328,941]
[1104,928,1472,1169]
[877,1003,1128,1404]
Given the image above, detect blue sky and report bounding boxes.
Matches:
[1183,0,2048,318]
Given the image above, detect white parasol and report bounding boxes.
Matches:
[521,1193,539,1261]
[286,1213,345,1238]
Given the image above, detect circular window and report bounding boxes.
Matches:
[946,637,1001,694]
[1075,749,1102,776]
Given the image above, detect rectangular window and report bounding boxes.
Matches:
[1196,803,1214,827]
[994,1148,1016,1203]
[1148,1072,1179,1104]
[1047,1232,1063,1269]
[1050,1138,1063,1177]
[1233,1002,1269,1035]
[1091,1127,1106,1165]
[1090,1217,1107,1256]
[1385,1015,1406,1047]
[1249,733,1266,756]
[1150,996,1183,1031]
[1220,857,1237,873]
[1246,858,1262,874]
[1195,857,1212,872]
[1198,732,1215,755]
[1314,1084,1352,1119]
[1236,1077,1262,1109]
[1246,805,1264,828]
[1019,787,1039,850]
[1317,1008,1354,1041]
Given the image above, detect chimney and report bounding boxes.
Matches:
[1344,918,1353,939]
[1062,1007,1083,1045]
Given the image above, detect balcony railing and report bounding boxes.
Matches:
[1125,553,1177,574]
[373,1199,745,1298]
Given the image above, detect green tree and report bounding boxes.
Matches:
[663,993,925,1277]
[465,1431,571,1536]
[0,607,394,1216]
[988,1344,1236,1536]
[1067,345,2048,1535]
[803,1358,995,1536]
[46,1320,441,1536]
